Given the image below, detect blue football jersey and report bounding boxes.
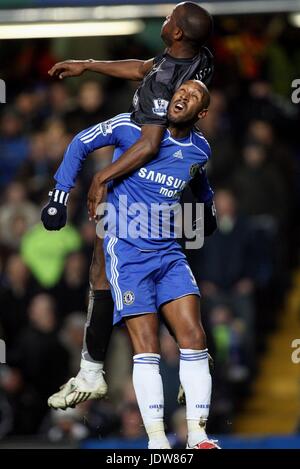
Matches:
[55,113,213,249]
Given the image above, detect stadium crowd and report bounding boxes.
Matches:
[0,15,299,444]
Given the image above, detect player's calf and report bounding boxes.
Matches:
[126,314,170,449]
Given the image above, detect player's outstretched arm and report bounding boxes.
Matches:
[87,124,164,219]
[48,58,154,80]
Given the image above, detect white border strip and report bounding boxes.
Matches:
[1,1,300,24]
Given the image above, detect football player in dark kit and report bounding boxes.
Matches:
[42,2,215,410]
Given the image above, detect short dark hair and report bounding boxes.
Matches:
[175,2,213,47]
[200,84,210,109]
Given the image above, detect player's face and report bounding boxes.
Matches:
[161,7,178,45]
[168,81,208,125]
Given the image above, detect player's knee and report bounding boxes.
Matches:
[177,324,206,350]
[132,331,159,355]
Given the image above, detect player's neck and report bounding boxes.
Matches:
[166,43,199,59]
[169,125,191,140]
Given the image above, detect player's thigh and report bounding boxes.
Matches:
[156,250,200,312]
[104,237,157,320]
[89,234,109,290]
[125,313,160,355]
[161,294,206,349]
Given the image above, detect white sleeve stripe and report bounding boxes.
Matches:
[80,116,132,143]
[65,193,69,205]
[80,129,103,144]
[80,119,131,144]
[80,123,100,139]
[59,191,65,204]
[80,124,101,142]
[81,121,140,145]
[111,122,141,132]
[54,190,59,202]
[80,113,130,139]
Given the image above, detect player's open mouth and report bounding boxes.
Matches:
[173,101,186,112]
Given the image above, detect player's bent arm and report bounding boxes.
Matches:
[87,125,165,219]
[91,125,164,185]
[48,58,154,81]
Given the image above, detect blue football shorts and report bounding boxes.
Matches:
[103,236,200,324]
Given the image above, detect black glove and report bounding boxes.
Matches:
[41,189,69,231]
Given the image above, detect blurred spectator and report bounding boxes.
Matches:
[8,294,69,429]
[52,252,89,318]
[43,117,72,167]
[0,254,37,347]
[20,222,81,288]
[64,81,108,134]
[232,143,288,224]
[210,305,249,381]
[199,189,257,364]
[60,312,86,375]
[81,399,120,439]
[245,119,295,197]
[48,82,73,116]
[0,366,41,436]
[0,182,40,250]
[46,407,89,443]
[105,328,132,402]
[14,90,42,133]
[197,89,236,186]
[17,132,51,201]
[119,402,145,441]
[169,407,187,449]
[0,110,29,189]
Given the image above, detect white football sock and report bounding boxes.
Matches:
[79,358,104,385]
[133,353,170,449]
[179,348,212,447]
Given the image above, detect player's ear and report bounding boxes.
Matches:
[174,27,183,41]
[198,109,208,120]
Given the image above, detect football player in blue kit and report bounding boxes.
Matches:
[46,80,219,449]
[43,2,215,411]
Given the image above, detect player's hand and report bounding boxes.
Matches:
[41,189,69,230]
[87,174,107,220]
[48,60,90,79]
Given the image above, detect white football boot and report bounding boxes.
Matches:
[48,363,108,410]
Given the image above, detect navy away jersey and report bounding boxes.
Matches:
[131,46,213,126]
